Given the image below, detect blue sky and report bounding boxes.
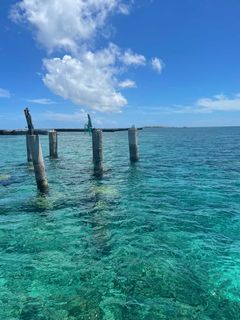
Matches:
[1,0,240,129]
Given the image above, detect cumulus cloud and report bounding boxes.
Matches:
[11,0,164,113]
[151,57,164,73]
[42,42,148,111]
[0,88,11,98]
[27,98,55,105]
[10,0,131,52]
[43,46,128,112]
[42,42,149,111]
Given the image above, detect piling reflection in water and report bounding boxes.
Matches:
[87,181,118,258]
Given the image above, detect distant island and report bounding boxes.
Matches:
[0,128,144,135]
[144,126,169,128]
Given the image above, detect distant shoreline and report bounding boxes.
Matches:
[0,128,144,135]
[1,126,240,135]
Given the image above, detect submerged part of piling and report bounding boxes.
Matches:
[49,130,58,158]
[128,127,139,162]
[92,129,103,176]
[28,134,48,193]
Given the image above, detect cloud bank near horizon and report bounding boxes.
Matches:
[151,93,240,115]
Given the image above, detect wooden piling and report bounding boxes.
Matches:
[92,129,103,176]
[49,130,58,158]
[128,126,139,162]
[26,134,32,163]
[28,134,48,193]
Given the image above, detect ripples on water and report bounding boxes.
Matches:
[1,128,240,319]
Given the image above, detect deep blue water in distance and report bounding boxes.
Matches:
[1,127,240,319]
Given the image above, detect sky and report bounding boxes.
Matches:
[1,0,240,129]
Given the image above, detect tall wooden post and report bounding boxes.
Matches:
[24,108,48,193]
[49,130,58,158]
[28,134,48,193]
[92,129,103,176]
[128,126,139,162]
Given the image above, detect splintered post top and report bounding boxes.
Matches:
[24,108,34,135]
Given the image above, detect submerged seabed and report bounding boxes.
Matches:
[1,128,240,319]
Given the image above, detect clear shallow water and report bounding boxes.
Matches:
[1,128,240,319]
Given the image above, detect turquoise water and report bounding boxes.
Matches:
[1,127,240,319]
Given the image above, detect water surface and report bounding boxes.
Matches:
[1,128,240,319]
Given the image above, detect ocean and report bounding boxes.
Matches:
[1,127,240,319]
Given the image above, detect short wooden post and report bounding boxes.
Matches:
[92,129,103,176]
[49,130,58,158]
[128,126,139,162]
[26,134,32,163]
[28,134,48,193]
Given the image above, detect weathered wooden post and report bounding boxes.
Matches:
[26,134,32,163]
[128,126,139,162]
[49,130,58,158]
[24,108,48,193]
[92,129,103,176]
[28,134,48,193]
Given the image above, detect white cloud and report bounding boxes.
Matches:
[43,42,148,111]
[11,0,164,113]
[27,98,55,105]
[10,0,131,53]
[119,79,136,88]
[42,43,149,111]
[151,57,164,73]
[43,45,128,112]
[160,93,240,114]
[42,43,150,111]
[121,49,146,66]
[196,94,240,111]
[0,88,11,98]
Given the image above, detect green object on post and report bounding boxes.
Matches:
[84,114,93,135]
